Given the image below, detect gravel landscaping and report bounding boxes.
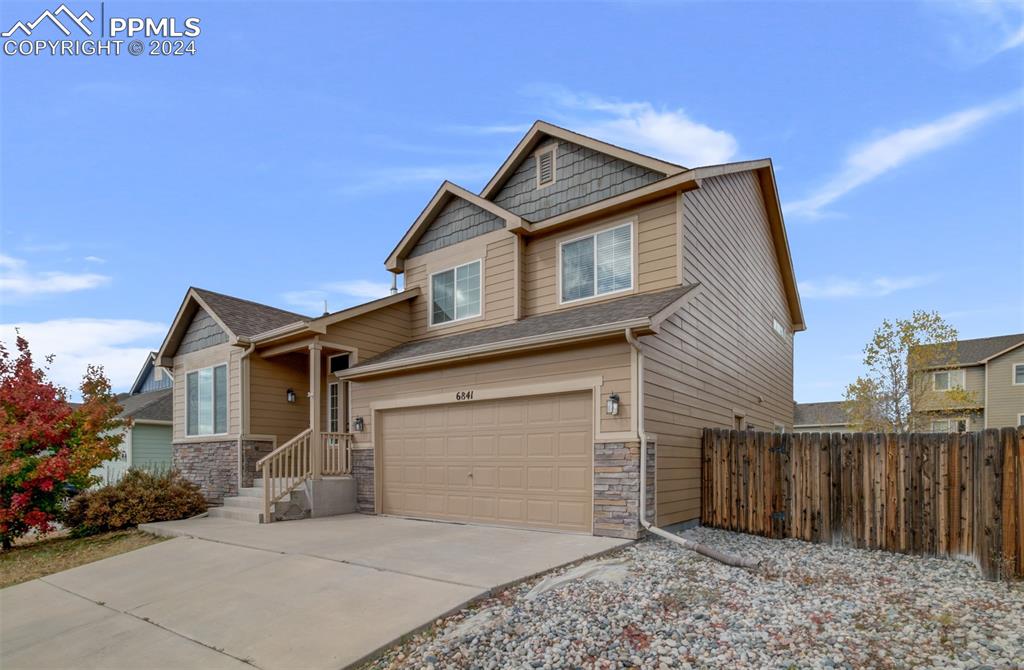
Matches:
[364,528,1024,670]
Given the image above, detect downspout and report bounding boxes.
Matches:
[625,327,759,569]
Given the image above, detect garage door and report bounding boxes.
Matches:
[381,392,593,533]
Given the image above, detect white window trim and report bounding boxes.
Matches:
[930,416,968,433]
[185,361,229,437]
[428,258,484,328]
[535,144,557,189]
[1018,413,1024,427]
[932,369,963,391]
[557,220,636,307]
[327,382,339,433]
[1013,363,1024,386]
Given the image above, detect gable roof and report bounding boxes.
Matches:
[386,182,523,272]
[156,287,309,365]
[129,352,157,395]
[917,332,1024,368]
[117,388,172,422]
[794,401,850,427]
[479,120,685,201]
[341,284,699,378]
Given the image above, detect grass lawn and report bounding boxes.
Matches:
[0,530,167,589]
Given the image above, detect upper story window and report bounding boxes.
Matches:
[560,222,633,304]
[430,260,481,325]
[328,353,350,374]
[536,146,556,188]
[773,319,788,338]
[1014,363,1024,386]
[186,363,227,436]
[933,369,964,391]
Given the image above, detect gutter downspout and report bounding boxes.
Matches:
[625,327,759,569]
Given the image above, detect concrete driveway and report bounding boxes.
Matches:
[0,515,627,670]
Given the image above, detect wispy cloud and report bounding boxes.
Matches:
[283,279,393,314]
[336,164,494,196]
[786,94,1022,218]
[0,319,166,398]
[798,275,938,299]
[0,254,111,301]
[451,86,739,167]
[83,255,106,264]
[929,0,1024,64]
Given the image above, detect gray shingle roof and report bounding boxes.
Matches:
[117,388,172,422]
[918,332,1024,368]
[794,401,850,427]
[192,288,308,339]
[352,284,698,370]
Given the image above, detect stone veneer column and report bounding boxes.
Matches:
[593,442,644,539]
[240,440,275,489]
[351,448,375,514]
[173,440,239,504]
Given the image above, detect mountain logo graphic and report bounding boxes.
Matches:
[2,4,95,38]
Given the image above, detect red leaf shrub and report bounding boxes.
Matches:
[1,336,124,549]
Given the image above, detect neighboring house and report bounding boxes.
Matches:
[154,121,805,538]
[93,354,175,485]
[793,401,852,433]
[911,332,1024,432]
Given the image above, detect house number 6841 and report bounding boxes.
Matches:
[455,390,474,401]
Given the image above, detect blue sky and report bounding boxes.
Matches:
[1,1,1022,400]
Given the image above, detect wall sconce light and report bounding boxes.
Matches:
[353,416,365,432]
[286,388,296,404]
[606,393,620,416]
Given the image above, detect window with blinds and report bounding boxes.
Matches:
[559,222,633,304]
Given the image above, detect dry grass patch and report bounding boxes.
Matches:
[0,530,166,588]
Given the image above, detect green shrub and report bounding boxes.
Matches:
[64,469,206,535]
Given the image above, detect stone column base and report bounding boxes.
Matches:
[351,448,375,513]
[593,442,647,540]
[240,439,274,489]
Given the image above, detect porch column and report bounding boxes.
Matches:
[309,340,322,479]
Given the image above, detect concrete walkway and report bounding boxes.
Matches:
[1,515,628,670]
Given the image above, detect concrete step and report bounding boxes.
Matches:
[222,496,265,510]
[208,506,263,523]
[237,487,263,498]
[252,478,298,489]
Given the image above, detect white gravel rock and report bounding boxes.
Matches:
[364,528,1024,669]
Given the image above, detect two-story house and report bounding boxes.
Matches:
[912,333,1024,432]
[154,121,804,539]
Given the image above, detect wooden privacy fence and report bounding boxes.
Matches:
[701,427,1024,580]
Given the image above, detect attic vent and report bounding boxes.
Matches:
[536,147,556,187]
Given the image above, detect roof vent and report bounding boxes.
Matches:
[536,147,555,187]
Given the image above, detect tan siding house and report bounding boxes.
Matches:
[155,120,805,536]
[911,333,1024,432]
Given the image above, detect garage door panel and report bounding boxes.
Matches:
[382,392,592,533]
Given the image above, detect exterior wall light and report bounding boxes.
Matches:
[353,416,365,432]
[286,388,296,403]
[606,393,620,416]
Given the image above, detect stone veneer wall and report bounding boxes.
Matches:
[173,440,238,504]
[593,442,646,539]
[351,448,375,514]
[240,440,275,489]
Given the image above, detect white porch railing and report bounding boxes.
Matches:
[256,428,312,523]
[322,432,352,476]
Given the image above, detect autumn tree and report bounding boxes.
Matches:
[0,336,124,549]
[842,311,976,433]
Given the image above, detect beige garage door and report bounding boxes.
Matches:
[380,392,593,533]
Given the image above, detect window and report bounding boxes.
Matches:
[536,146,556,187]
[430,260,481,325]
[933,369,964,391]
[1014,364,1024,386]
[773,422,786,433]
[186,364,227,436]
[327,382,339,433]
[773,319,787,338]
[560,223,633,303]
[328,353,349,374]
[1018,414,1024,427]
[930,418,967,433]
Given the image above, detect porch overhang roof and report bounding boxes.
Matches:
[336,284,701,380]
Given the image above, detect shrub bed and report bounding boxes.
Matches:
[65,469,206,535]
